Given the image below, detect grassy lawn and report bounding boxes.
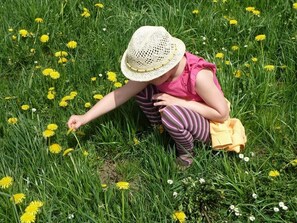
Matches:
[0,0,297,222]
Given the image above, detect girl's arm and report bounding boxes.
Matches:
[67,80,148,129]
[152,69,229,123]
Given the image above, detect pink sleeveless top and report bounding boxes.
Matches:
[156,52,223,102]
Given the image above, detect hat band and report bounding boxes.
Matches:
[126,45,177,73]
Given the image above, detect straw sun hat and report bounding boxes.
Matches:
[121,26,186,82]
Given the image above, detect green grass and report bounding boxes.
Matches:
[1,0,297,222]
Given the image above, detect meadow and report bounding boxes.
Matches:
[0,0,297,222]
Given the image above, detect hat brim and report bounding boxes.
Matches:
[120,37,186,82]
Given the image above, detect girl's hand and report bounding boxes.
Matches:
[152,93,184,112]
[67,115,87,130]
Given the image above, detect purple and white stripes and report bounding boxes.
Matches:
[136,85,210,157]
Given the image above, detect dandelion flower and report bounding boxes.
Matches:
[246,7,255,12]
[67,40,77,49]
[63,148,74,156]
[269,170,280,177]
[133,137,139,145]
[114,82,122,88]
[172,210,186,223]
[83,150,89,156]
[116,181,130,190]
[294,3,297,10]
[0,176,13,189]
[81,8,91,17]
[19,29,29,37]
[21,105,30,111]
[11,193,26,204]
[215,52,224,59]
[47,124,58,131]
[47,92,55,100]
[234,70,242,78]
[95,3,104,8]
[91,77,97,81]
[84,102,91,108]
[20,212,36,223]
[43,129,55,138]
[54,51,68,57]
[35,18,43,23]
[231,45,239,51]
[49,143,62,154]
[8,117,18,124]
[59,100,68,107]
[192,9,199,14]
[101,184,107,189]
[40,34,49,43]
[290,159,297,166]
[107,71,117,82]
[42,68,54,76]
[93,94,103,100]
[251,57,258,62]
[50,71,60,79]
[229,19,238,25]
[252,10,260,16]
[25,201,43,214]
[58,57,68,64]
[255,34,266,41]
[70,91,78,97]
[264,65,275,71]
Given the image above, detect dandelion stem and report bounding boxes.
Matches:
[122,190,125,223]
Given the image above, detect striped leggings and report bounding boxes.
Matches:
[136,85,210,157]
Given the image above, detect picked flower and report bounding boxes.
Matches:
[172,210,186,223]
[10,193,26,204]
[49,143,62,154]
[116,181,130,190]
[0,176,13,189]
[67,40,77,49]
[269,170,280,177]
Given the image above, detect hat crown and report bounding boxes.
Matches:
[125,26,176,72]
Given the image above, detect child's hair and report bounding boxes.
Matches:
[120,26,185,82]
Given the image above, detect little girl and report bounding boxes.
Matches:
[67,26,229,166]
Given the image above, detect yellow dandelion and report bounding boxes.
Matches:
[84,102,91,108]
[234,70,242,78]
[62,95,73,101]
[255,34,266,41]
[252,10,261,16]
[58,57,68,64]
[70,91,78,97]
[8,28,13,32]
[81,8,91,17]
[231,45,239,51]
[215,52,224,59]
[47,124,58,131]
[30,200,43,208]
[54,51,68,57]
[59,100,68,107]
[83,150,89,156]
[229,19,238,25]
[114,82,122,88]
[107,71,117,82]
[0,176,13,189]
[251,57,258,62]
[19,29,29,37]
[21,105,30,111]
[95,3,104,8]
[43,129,55,138]
[63,148,74,156]
[93,94,103,100]
[67,40,77,49]
[264,65,275,71]
[294,3,297,10]
[40,34,49,43]
[246,7,255,12]
[35,18,44,23]
[101,184,108,189]
[8,117,18,124]
[124,80,129,84]
[192,9,199,14]
[133,137,139,145]
[20,212,36,223]
[30,48,35,54]
[225,60,231,65]
[42,68,54,76]
[290,159,297,166]
[10,193,26,204]
[48,87,55,91]
[173,210,186,223]
[49,143,62,154]
[47,92,55,100]
[116,181,130,190]
[12,35,17,40]
[269,170,280,177]
[91,77,97,81]
[50,71,60,79]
